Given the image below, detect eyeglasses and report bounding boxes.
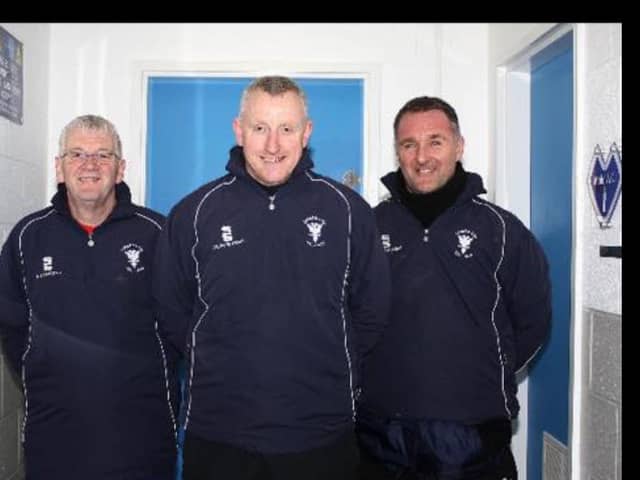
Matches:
[62,150,119,165]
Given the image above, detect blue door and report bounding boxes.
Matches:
[146,76,364,215]
[528,32,573,480]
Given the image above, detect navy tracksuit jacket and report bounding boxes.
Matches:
[153,146,391,454]
[0,183,178,479]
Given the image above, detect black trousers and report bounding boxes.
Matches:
[183,429,359,480]
[356,409,517,480]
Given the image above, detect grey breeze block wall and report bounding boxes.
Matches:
[582,309,622,480]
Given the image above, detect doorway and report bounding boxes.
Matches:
[496,25,574,480]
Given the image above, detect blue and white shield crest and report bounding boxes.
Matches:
[588,143,622,228]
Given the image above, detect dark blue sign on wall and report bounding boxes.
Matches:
[0,26,23,125]
[588,143,622,228]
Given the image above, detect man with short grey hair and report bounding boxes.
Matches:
[0,115,177,479]
[153,76,391,479]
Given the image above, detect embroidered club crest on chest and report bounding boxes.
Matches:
[303,216,326,247]
[454,229,477,259]
[121,243,144,273]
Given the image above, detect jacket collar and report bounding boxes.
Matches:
[51,181,135,223]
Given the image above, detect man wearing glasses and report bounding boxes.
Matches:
[0,115,178,479]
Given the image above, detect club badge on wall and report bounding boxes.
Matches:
[588,143,622,228]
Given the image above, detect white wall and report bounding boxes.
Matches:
[0,21,50,480]
[0,23,50,238]
[46,23,489,206]
[575,23,622,480]
[579,23,622,315]
[439,24,489,193]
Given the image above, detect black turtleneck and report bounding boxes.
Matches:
[398,162,467,228]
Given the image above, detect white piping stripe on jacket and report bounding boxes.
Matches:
[184,177,237,431]
[135,211,163,231]
[136,210,178,444]
[472,199,511,418]
[17,209,56,443]
[305,172,356,420]
[154,321,178,446]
